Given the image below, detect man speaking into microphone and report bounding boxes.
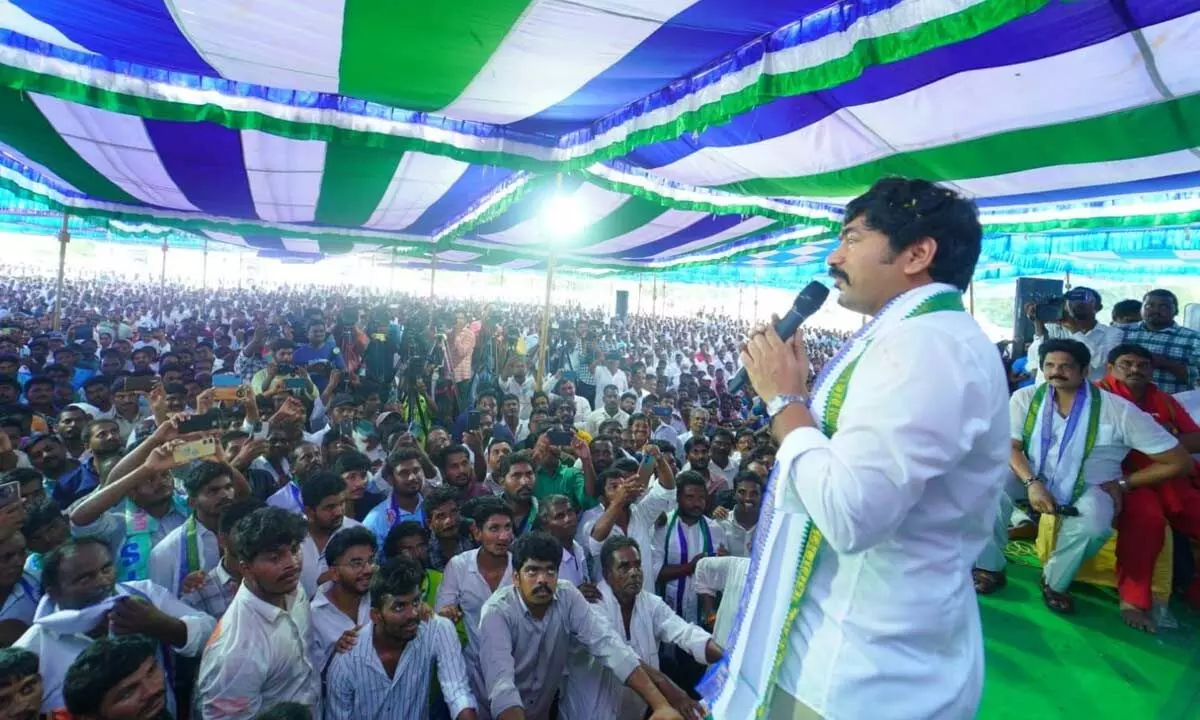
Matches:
[702,178,1009,720]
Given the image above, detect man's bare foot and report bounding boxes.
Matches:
[1120,602,1157,633]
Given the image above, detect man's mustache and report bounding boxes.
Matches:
[829,268,850,283]
[1048,376,1068,382]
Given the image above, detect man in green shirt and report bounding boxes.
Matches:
[530,429,598,512]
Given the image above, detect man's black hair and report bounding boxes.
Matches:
[218,499,264,537]
[1111,299,1142,322]
[382,520,429,560]
[684,435,710,453]
[183,460,232,498]
[434,444,470,473]
[332,450,371,476]
[498,450,535,479]
[0,646,38,685]
[675,470,707,495]
[842,177,981,291]
[368,557,425,611]
[383,447,425,477]
[511,531,562,572]
[733,470,764,489]
[63,634,161,716]
[324,526,378,566]
[1107,343,1154,365]
[600,535,641,578]
[469,497,513,527]
[1144,288,1178,309]
[424,484,460,512]
[42,536,110,593]
[299,471,347,510]
[232,507,308,564]
[1038,338,1091,371]
[22,496,65,540]
[711,428,735,444]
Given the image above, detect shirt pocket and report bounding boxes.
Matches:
[1095,423,1118,447]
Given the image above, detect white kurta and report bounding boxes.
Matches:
[771,295,1010,719]
[560,585,710,720]
[708,285,1009,720]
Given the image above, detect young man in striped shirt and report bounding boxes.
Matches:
[325,557,476,720]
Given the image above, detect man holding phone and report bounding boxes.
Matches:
[250,340,316,401]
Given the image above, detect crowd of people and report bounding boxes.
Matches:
[0,266,1196,720]
[0,269,850,720]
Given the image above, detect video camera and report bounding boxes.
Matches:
[1032,295,1066,323]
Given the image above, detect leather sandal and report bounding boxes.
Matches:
[972,568,1007,595]
[1041,582,1075,614]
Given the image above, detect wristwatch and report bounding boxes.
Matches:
[766,393,809,417]
[1117,477,1131,493]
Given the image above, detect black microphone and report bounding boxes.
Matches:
[728,280,830,394]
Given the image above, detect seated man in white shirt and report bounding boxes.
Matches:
[63,634,171,720]
[562,536,718,720]
[586,448,677,583]
[534,494,597,601]
[478,532,683,720]
[197,507,317,719]
[14,536,215,717]
[326,557,477,720]
[973,339,1191,613]
[710,471,762,558]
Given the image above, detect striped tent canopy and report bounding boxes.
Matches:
[0,0,1198,273]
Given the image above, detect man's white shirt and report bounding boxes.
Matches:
[149,519,221,597]
[16,581,215,715]
[770,304,1010,719]
[1009,384,1178,496]
[197,583,317,719]
[561,584,710,720]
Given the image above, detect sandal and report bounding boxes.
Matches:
[972,568,1007,595]
[1041,582,1075,614]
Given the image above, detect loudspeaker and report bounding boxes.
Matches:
[615,290,629,318]
[1013,277,1064,357]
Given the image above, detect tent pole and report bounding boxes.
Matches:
[651,275,658,318]
[737,285,744,323]
[52,213,69,331]
[201,237,209,304]
[636,277,642,315]
[753,284,759,322]
[536,250,556,392]
[968,281,975,316]
[159,239,168,319]
[430,252,438,299]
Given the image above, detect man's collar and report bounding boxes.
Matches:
[238,582,300,622]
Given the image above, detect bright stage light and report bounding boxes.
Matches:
[540,193,585,239]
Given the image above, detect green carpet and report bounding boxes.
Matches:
[978,564,1200,719]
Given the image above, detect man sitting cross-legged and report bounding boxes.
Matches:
[973,339,1191,614]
